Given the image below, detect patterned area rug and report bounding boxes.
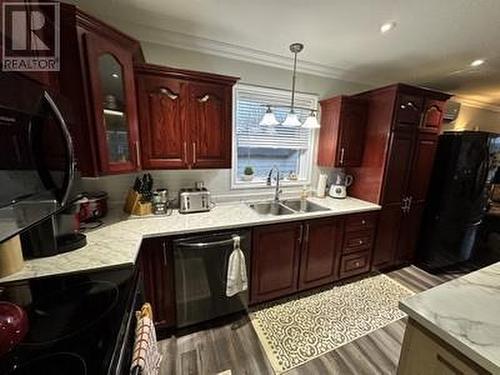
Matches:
[250,274,414,374]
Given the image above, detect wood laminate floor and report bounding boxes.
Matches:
[158,265,467,375]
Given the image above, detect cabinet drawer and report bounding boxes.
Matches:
[345,212,378,232]
[343,230,373,254]
[339,251,371,279]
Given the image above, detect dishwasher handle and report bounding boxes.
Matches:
[176,236,240,249]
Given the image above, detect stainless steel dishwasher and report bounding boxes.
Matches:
[173,229,251,328]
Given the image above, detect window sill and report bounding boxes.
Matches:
[231,179,310,190]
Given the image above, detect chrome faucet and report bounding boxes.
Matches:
[267,166,282,202]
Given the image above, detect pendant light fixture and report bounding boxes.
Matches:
[259,105,279,126]
[259,43,320,129]
[302,110,320,128]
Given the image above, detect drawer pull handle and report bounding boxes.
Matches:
[197,94,210,103]
[159,87,179,100]
[361,220,366,225]
[183,142,188,165]
[359,240,363,245]
[354,261,360,267]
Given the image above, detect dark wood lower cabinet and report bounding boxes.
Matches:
[250,222,302,304]
[138,212,379,318]
[339,251,371,279]
[373,201,426,269]
[251,212,377,304]
[372,204,403,269]
[138,237,176,328]
[298,217,344,290]
[396,202,426,264]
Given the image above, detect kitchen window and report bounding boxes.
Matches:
[232,84,318,188]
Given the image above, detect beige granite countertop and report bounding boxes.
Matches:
[0,196,380,283]
[400,262,500,374]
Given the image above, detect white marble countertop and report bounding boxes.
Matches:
[0,196,380,284]
[400,262,500,374]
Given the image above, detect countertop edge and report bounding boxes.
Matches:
[399,301,499,374]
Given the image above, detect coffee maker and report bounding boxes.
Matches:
[20,199,87,259]
[329,171,353,199]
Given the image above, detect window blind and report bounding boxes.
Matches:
[236,86,317,150]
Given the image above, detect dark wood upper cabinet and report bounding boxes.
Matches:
[188,82,233,168]
[137,237,176,329]
[394,93,424,129]
[421,99,445,133]
[85,33,140,174]
[53,4,145,176]
[317,96,367,168]
[298,217,343,291]
[349,83,451,270]
[135,64,238,170]
[135,74,187,169]
[407,132,439,203]
[250,222,302,304]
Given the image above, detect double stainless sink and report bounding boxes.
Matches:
[248,199,330,216]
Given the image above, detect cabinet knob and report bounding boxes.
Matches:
[361,219,366,225]
[354,261,360,267]
[359,240,363,245]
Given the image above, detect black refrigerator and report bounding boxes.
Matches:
[418,131,500,270]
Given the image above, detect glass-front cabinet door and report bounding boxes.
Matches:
[85,33,140,174]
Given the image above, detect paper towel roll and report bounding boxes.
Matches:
[0,236,24,278]
[316,174,328,198]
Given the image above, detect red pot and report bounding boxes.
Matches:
[0,302,28,357]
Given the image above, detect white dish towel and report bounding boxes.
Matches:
[226,235,248,297]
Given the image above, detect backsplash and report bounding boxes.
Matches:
[78,165,340,206]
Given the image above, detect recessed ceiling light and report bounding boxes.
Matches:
[380,21,396,34]
[470,59,485,67]
[111,73,119,78]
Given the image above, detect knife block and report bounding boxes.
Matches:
[124,189,141,214]
[124,189,152,216]
[132,201,152,216]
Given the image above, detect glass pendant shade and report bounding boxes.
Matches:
[282,112,302,127]
[259,107,279,126]
[302,112,320,129]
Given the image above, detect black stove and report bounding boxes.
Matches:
[0,266,141,375]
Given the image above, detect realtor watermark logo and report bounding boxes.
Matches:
[2,2,60,71]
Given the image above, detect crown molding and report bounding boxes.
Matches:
[110,18,370,84]
[453,96,500,113]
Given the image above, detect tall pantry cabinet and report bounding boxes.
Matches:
[347,84,451,270]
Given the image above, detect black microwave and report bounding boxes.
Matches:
[0,73,75,243]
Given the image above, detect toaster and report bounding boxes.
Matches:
[178,188,212,214]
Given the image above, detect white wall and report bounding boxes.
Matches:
[443,100,500,133]
[81,43,369,203]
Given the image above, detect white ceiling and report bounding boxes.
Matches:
[74,0,500,107]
